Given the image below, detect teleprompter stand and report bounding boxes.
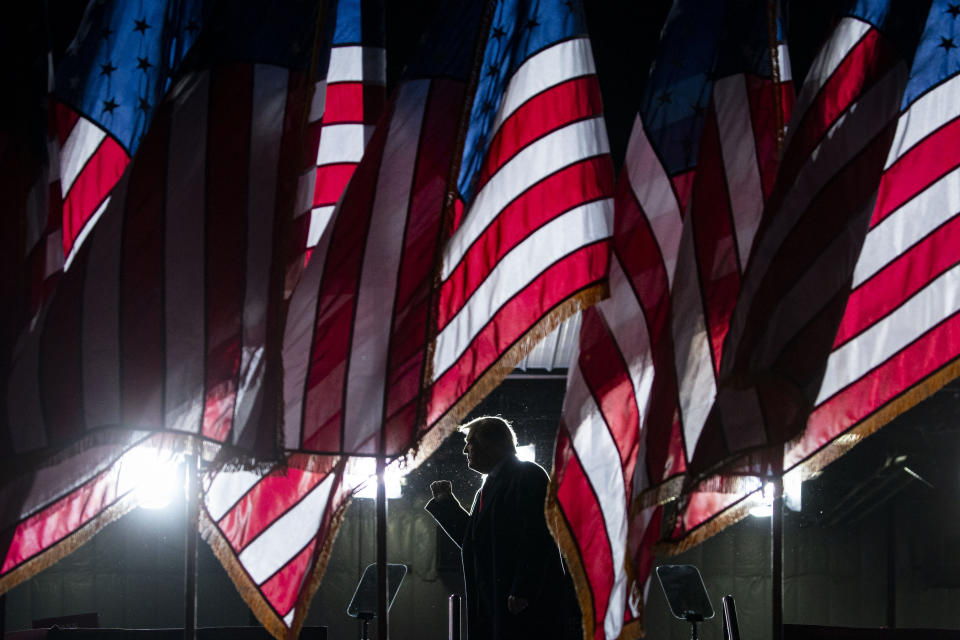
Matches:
[656,564,715,640]
[347,563,407,640]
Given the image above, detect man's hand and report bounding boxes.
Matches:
[507,595,529,615]
[430,480,453,499]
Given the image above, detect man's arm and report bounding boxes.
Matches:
[425,480,470,548]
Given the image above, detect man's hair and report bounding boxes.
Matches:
[458,415,517,455]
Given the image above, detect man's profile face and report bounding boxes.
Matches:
[463,427,501,474]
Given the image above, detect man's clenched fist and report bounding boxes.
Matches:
[430,480,453,499]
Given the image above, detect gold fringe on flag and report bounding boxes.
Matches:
[654,498,754,556]
[545,470,598,640]
[790,355,960,486]
[198,457,351,640]
[546,464,649,640]
[409,283,607,472]
[0,493,138,596]
[631,475,686,513]
[0,431,193,596]
[655,355,960,555]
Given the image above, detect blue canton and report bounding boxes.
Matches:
[55,0,204,155]
[902,0,960,108]
[456,0,588,203]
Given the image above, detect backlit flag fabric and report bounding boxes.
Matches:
[795,0,960,471]
[22,0,203,320]
[200,454,355,639]
[548,2,792,637]
[20,66,65,321]
[283,0,613,458]
[677,0,960,544]
[301,0,386,253]
[281,0,482,458]
[203,2,483,637]
[8,1,323,456]
[0,434,182,594]
[2,0,326,595]
[425,0,615,436]
[672,0,935,546]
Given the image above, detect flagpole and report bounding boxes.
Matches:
[184,452,199,640]
[771,476,784,640]
[376,454,388,640]
[886,502,896,628]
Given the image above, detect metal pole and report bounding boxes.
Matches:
[771,476,784,640]
[448,594,461,640]
[722,594,741,640]
[184,453,199,640]
[376,455,388,640]
[886,502,896,628]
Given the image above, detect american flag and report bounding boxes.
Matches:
[204,5,485,634]
[200,454,353,638]
[547,1,792,637]
[0,434,181,594]
[202,0,481,634]
[44,0,202,292]
[300,0,385,253]
[673,0,960,545]
[281,1,482,458]
[2,0,326,597]
[282,0,614,458]
[425,0,614,439]
[199,0,392,635]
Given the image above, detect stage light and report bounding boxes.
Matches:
[749,483,774,518]
[783,470,803,511]
[516,444,536,464]
[749,474,803,518]
[348,457,403,500]
[118,446,181,510]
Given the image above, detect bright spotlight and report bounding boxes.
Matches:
[783,470,803,511]
[749,477,802,517]
[749,482,775,518]
[516,444,536,464]
[118,446,181,510]
[348,457,403,500]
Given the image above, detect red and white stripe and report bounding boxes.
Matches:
[0,434,179,591]
[6,63,311,455]
[674,16,924,545]
[283,75,466,455]
[200,455,348,634]
[675,64,794,466]
[551,40,793,640]
[221,34,464,640]
[55,104,130,267]
[427,37,615,425]
[786,53,960,468]
[702,16,908,473]
[302,44,386,250]
[22,60,69,318]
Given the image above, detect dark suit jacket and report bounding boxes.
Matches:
[426,455,567,639]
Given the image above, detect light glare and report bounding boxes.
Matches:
[516,444,536,463]
[750,476,803,518]
[348,457,403,500]
[118,447,180,510]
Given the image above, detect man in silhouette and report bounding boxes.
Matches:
[425,416,568,639]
